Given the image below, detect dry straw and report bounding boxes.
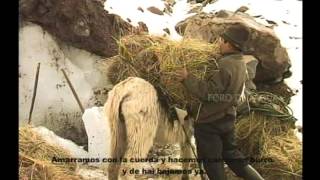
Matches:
[235,112,302,180]
[19,126,81,180]
[108,34,220,108]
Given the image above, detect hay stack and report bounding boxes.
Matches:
[108,34,220,108]
[19,126,81,180]
[235,113,302,180]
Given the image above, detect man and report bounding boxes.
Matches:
[174,25,264,180]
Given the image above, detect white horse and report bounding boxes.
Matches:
[104,77,194,180]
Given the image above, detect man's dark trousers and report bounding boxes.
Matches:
[194,115,249,180]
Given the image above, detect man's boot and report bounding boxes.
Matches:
[241,165,264,180]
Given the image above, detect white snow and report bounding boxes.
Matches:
[77,167,108,180]
[105,0,194,40]
[19,23,112,132]
[32,125,110,178]
[82,107,111,167]
[32,126,89,158]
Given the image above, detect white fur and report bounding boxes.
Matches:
[104,77,193,180]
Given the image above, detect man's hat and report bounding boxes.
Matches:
[221,25,250,51]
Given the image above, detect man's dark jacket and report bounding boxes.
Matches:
[182,53,247,123]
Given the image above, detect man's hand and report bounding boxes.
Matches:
[174,66,188,82]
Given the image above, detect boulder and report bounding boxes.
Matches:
[164,3,174,15]
[19,0,136,57]
[163,28,171,35]
[137,6,144,13]
[187,4,203,14]
[187,0,218,6]
[235,6,249,13]
[138,21,149,33]
[165,0,176,7]
[147,6,164,15]
[175,11,291,83]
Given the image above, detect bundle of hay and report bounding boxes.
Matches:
[19,126,81,180]
[107,34,220,108]
[235,113,302,180]
[118,34,166,60]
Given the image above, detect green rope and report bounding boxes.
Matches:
[247,91,297,123]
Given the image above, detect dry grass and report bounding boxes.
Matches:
[19,126,82,180]
[235,113,302,180]
[108,34,220,108]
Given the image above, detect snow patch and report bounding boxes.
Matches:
[33,126,88,158]
[82,107,111,167]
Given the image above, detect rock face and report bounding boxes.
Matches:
[175,11,291,83]
[19,0,135,57]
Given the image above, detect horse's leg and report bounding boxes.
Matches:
[180,140,193,180]
[180,116,197,180]
[107,119,127,180]
[118,98,159,180]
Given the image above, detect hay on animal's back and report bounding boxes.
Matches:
[109,35,221,108]
[150,38,220,108]
[119,34,166,60]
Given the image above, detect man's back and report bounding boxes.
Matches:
[179,24,265,180]
[183,53,247,123]
[219,53,248,95]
